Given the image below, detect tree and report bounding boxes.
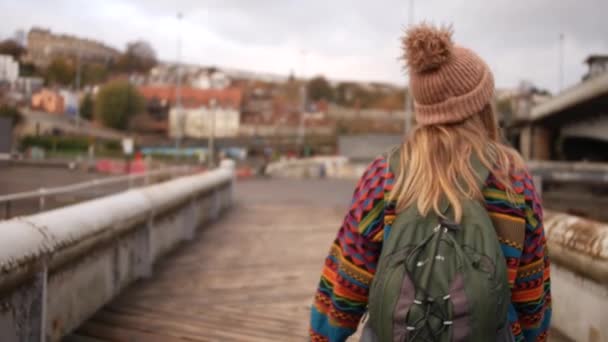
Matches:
[116,40,157,73]
[307,76,334,102]
[94,80,144,130]
[0,105,22,127]
[0,39,26,59]
[19,62,40,77]
[45,57,76,86]
[81,63,108,86]
[80,93,94,120]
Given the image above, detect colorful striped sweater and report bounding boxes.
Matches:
[310,156,552,341]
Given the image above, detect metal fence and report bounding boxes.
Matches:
[0,166,194,219]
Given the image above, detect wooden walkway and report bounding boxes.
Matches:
[66,178,570,342]
[66,179,355,342]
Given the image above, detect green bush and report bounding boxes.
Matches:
[21,136,89,151]
[95,80,144,130]
[104,140,121,151]
[0,105,22,127]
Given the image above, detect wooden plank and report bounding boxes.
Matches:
[72,180,354,341]
[62,333,109,342]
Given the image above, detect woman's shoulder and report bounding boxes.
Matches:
[484,160,540,213]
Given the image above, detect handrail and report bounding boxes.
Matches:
[0,166,195,218]
[0,166,191,203]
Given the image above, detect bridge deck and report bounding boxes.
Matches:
[67,179,355,342]
[67,179,570,342]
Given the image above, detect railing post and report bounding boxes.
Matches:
[128,175,134,189]
[211,188,220,221]
[39,265,48,342]
[38,189,46,212]
[533,174,543,197]
[136,213,153,278]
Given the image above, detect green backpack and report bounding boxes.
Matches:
[361,149,513,342]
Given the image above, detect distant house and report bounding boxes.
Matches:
[0,55,19,84]
[147,65,232,90]
[191,69,231,90]
[31,89,65,114]
[583,55,608,81]
[59,90,79,117]
[13,77,44,98]
[137,86,243,138]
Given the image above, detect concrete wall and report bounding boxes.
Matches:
[266,156,368,180]
[0,163,234,342]
[0,117,12,154]
[238,124,335,137]
[338,135,402,162]
[561,114,608,142]
[544,211,608,342]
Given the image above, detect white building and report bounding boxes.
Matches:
[13,77,44,96]
[59,90,79,117]
[0,55,19,84]
[191,70,231,90]
[169,106,240,139]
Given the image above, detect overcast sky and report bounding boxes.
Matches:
[1,0,606,93]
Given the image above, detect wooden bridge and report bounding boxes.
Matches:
[0,171,576,342]
[66,179,355,342]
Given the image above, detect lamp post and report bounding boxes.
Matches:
[208,99,217,169]
[558,33,565,92]
[174,12,183,160]
[403,0,415,136]
[297,50,307,154]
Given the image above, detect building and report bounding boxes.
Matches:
[138,86,243,138]
[59,90,78,117]
[191,70,231,90]
[16,108,124,141]
[147,64,232,90]
[31,89,65,114]
[0,55,19,84]
[13,77,44,97]
[173,106,240,138]
[24,27,120,68]
[583,55,608,81]
[512,54,608,161]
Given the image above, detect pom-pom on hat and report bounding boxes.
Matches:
[402,23,495,126]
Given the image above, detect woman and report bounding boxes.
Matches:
[310,24,551,341]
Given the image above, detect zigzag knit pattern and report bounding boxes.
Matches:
[310,156,552,342]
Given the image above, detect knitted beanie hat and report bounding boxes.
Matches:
[402,23,494,126]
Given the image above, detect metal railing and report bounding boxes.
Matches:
[0,166,195,219]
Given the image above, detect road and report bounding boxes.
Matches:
[67,178,570,341]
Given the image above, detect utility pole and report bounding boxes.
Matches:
[297,50,307,154]
[75,45,82,127]
[208,99,217,169]
[403,0,415,136]
[558,33,565,92]
[174,12,183,160]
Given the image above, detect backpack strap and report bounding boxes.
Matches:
[384,146,491,213]
[385,145,401,177]
[385,145,523,257]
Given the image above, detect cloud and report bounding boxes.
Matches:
[1,0,606,92]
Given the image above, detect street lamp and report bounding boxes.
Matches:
[208,98,217,169]
[403,0,415,136]
[297,50,308,153]
[174,12,184,160]
[558,33,565,92]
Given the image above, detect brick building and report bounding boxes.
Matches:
[24,28,120,68]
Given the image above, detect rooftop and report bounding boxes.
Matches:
[138,86,243,109]
[585,54,608,65]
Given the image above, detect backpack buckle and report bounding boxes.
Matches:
[439,219,461,231]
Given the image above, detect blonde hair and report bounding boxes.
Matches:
[388,105,525,223]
